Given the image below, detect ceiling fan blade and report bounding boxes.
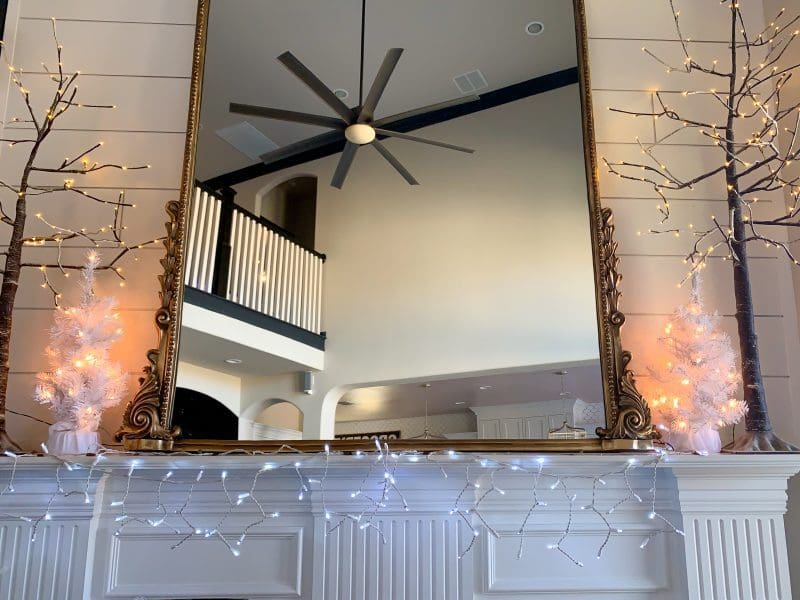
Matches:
[230,103,345,130]
[331,141,359,189]
[260,130,343,164]
[371,140,418,185]
[373,95,480,127]
[277,51,355,123]
[373,128,474,153]
[359,48,403,123]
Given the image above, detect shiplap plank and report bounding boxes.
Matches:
[591,90,656,144]
[589,39,739,92]
[8,308,160,373]
[603,197,784,258]
[5,74,190,133]
[1,247,164,310]
[619,254,783,317]
[0,130,185,189]
[622,314,790,378]
[597,143,732,200]
[21,0,197,24]
[13,19,195,77]
[5,371,146,447]
[586,0,765,42]
[592,90,759,146]
[0,188,176,245]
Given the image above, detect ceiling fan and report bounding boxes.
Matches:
[229,1,478,189]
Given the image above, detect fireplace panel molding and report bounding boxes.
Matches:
[0,455,797,599]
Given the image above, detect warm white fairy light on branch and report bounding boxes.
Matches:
[604,0,800,280]
[0,446,685,566]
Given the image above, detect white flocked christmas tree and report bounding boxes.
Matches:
[645,274,747,453]
[34,252,127,452]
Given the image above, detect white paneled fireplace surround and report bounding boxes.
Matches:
[0,454,797,599]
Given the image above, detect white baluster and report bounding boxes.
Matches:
[185,188,201,286]
[304,252,313,331]
[287,243,297,325]
[241,217,254,308]
[255,226,266,312]
[292,245,302,326]
[309,257,318,333]
[262,230,275,316]
[275,235,287,321]
[300,250,309,330]
[192,191,211,289]
[198,194,219,292]
[316,256,323,334]
[230,211,244,303]
[249,220,259,309]
[252,224,265,309]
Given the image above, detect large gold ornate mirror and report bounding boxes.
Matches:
[118,0,656,452]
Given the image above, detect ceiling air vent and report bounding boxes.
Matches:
[453,69,488,95]
[215,121,278,160]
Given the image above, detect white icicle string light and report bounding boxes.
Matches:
[0,446,685,565]
[1,450,18,494]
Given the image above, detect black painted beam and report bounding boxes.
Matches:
[0,1,8,46]
[203,67,579,190]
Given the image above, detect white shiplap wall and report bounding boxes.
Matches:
[586,0,800,446]
[0,0,197,447]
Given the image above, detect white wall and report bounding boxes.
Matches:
[257,401,303,431]
[334,411,476,439]
[0,0,196,449]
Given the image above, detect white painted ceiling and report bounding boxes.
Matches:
[178,327,314,377]
[195,0,578,180]
[335,361,603,422]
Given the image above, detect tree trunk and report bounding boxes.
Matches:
[729,194,769,431]
[722,5,797,452]
[0,145,40,451]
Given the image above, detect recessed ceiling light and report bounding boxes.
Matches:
[454,401,466,405]
[224,358,242,364]
[525,21,545,36]
[478,385,492,391]
[421,383,432,388]
[333,88,349,100]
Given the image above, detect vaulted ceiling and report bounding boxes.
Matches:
[195,0,578,181]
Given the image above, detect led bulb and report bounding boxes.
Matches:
[344,123,376,145]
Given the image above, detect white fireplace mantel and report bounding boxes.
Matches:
[0,453,797,599]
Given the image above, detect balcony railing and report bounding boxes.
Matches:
[184,184,325,335]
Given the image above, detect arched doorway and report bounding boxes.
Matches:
[173,387,238,439]
[240,398,305,440]
[260,175,317,249]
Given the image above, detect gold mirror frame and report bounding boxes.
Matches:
[116,0,657,453]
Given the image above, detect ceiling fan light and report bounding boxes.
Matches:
[345,123,376,145]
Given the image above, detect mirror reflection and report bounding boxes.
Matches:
[174,0,605,441]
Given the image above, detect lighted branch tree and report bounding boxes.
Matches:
[604,1,800,451]
[0,20,160,451]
